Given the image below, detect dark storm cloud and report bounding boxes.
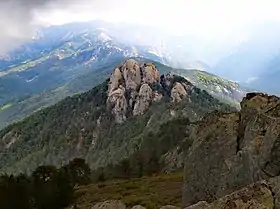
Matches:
[0,0,79,54]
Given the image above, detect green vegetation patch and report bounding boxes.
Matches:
[72,172,183,209]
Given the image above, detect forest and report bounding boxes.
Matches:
[0,116,193,209]
[0,158,91,209]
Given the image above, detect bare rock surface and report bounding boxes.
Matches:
[182,93,280,207]
[107,59,191,123]
[91,200,126,209]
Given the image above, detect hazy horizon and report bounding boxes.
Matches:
[1,0,280,54]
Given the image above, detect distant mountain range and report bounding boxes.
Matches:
[0,21,249,129]
[1,20,280,87]
[214,22,280,94]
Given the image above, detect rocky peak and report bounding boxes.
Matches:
[240,92,280,112]
[121,59,141,91]
[107,59,141,94]
[182,92,280,207]
[107,59,193,123]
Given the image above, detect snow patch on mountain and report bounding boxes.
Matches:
[98,32,112,42]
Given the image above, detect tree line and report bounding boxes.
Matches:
[0,116,192,209]
[0,158,91,209]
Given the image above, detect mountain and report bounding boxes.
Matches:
[214,23,280,90]
[1,75,279,209]
[0,22,145,106]
[0,21,173,127]
[0,20,252,106]
[241,53,280,95]
[0,59,234,174]
[0,21,251,130]
[0,57,247,130]
[2,20,280,104]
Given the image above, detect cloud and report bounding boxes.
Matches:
[245,77,259,84]
[1,0,280,55]
[34,0,280,41]
[0,0,42,54]
[0,0,76,54]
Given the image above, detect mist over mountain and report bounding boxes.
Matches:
[214,22,280,82]
[2,20,280,91]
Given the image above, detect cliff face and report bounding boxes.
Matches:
[182,92,280,207]
[107,59,193,123]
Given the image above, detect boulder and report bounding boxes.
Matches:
[182,93,280,207]
[268,176,280,209]
[209,181,274,209]
[183,201,210,209]
[184,180,274,209]
[159,206,180,209]
[131,205,146,209]
[91,200,126,209]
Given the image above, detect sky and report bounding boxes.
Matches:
[1,0,280,54]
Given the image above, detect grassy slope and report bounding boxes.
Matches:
[71,172,183,209]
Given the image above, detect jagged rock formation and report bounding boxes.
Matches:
[182,92,280,207]
[107,59,193,122]
[122,59,142,90]
[107,86,127,123]
[184,180,275,209]
[160,146,183,172]
[133,83,153,116]
[142,62,160,84]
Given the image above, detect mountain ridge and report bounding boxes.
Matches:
[0,57,247,130]
[0,59,234,174]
